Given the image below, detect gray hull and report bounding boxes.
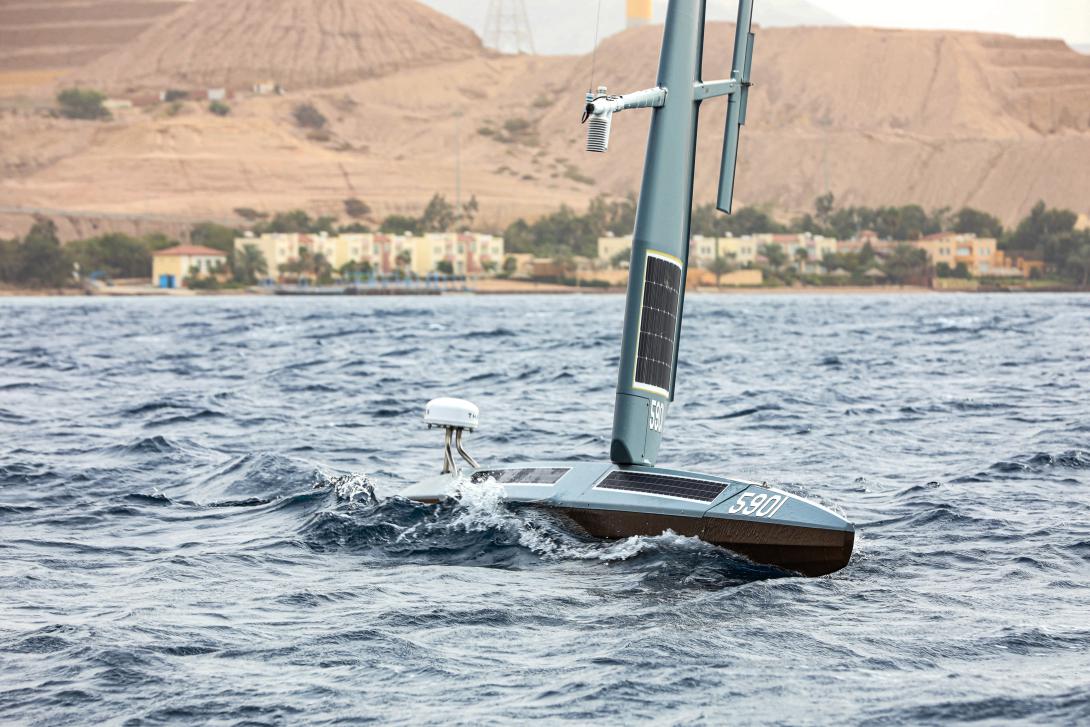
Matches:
[401,462,855,577]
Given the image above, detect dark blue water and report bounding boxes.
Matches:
[1,293,1089,725]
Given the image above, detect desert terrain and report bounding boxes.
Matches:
[2,0,1090,240]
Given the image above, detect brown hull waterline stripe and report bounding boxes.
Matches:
[557,508,854,577]
[409,497,853,577]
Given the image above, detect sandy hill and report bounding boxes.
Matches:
[2,20,1090,240]
[0,0,185,73]
[0,0,185,95]
[556,23,1090,220]
[68,0,483,92]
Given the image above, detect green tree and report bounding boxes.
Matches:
[191,223,239,254]
[340,260,373,278]
[1067,243,1090,288]
[459,195,480,231]
[1006,201,1077,251]
[502,256,518,275]
[209,101,230,117]
[265,210,313,233]
[18,219,70,287]
[66,233,151,278]
[381,214,421,235]
[257,210,335,235]
[395,250,412,269]
[344,198,371,219]
[882,243,930,285]
[952,207,1003,239]
[0,238,21,283]
[232,244,268,285]
[587,193,637,237]
[420,194,457,233]
[814,193,835,227]
[708,255,734,286]
[293,103,327,129]
[436,260,454,275]
[57,88,110,120]
[610,247,632,268]
[760,243,788,271]
[313,253,334,284]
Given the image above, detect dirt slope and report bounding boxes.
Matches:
[3,20,1090,239]
[67,0,484,92]
[553,24,1090,220]
[0,0,185,74]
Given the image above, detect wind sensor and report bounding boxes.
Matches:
[404,0,855,577]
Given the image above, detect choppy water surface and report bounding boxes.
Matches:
[1,293,1089,725]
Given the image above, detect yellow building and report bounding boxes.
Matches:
[716,236,761,266]
[234,231,504,280]
[598,235,633,266]
[627,0,652,28]
[152,245,227,288]
[412,233,505,277]
[912,233,1016,276]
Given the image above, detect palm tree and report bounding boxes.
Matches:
[760,243,787,272]
[794,247,810,271]
[313,253,334,284]
[232,244,268,285]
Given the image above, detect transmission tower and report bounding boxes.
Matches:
[483,0,536,55]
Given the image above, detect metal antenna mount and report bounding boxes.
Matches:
[424,398,481,474]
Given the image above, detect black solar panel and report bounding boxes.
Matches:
[596,470,727,503]
[470,468,569,485]
[635,254,683,394]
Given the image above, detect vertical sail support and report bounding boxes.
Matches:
[717,0,755,214]
[583,0,757,466]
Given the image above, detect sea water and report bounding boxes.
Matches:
[1,294,1088,724]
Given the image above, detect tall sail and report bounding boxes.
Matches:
[610,0,755,466]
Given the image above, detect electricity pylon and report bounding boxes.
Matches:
[483,0,536,55]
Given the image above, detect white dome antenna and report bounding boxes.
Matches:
[424,398,481,474]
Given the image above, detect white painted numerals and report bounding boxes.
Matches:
[648,400,666,433]
[728,492,789,518]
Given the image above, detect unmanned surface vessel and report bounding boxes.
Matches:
[403,0,855,577]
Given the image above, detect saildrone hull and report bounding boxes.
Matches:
[401,461,855,577]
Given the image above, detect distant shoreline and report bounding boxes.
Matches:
[2,283,1086,298]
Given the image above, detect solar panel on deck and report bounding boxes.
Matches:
[596,470,726,503]
[635,254,682,394]
[470,468,569,485]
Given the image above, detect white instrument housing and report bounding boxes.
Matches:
[424,397,479,431]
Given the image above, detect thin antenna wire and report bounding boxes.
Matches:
[589,0,603,92]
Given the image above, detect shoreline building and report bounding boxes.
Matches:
[911,233,1022,277]
[152,245,227,289]
[600,233,837,272]
[236,231,504,281]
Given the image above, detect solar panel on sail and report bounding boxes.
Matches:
[634,253,683,394]
[596,470,727,503]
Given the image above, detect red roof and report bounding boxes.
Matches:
[154,245,226,257]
